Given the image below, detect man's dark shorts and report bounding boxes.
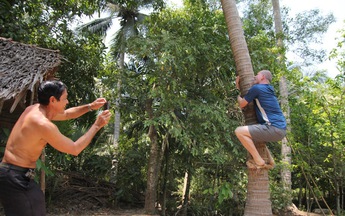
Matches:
[248,124,286,142]
[0,162,46,216]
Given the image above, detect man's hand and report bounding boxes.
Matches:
[236,76,240,90]
[237,95,248,109]
[89,98,108,110]
[94,110,112,128]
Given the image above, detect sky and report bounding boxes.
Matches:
[167,0,345,78]
[280,0,345,77]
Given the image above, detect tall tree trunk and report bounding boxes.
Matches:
[181,151,192,216]
[145,126,159,214]
[36,81,45,193]
[113,52,124,148]
[144,99,159,214]
[220,0,272,215]
[181,171,191,216]
[271,0,292,195]
[40,149,45,193]
[144,98,167,214]
[161,143,169,216]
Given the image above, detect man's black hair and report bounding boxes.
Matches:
[38,80,67,105]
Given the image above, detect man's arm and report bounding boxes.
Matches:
[235,76,249,109]
[53,98,107,121]
[237,95,248,109]
[41,110,112,156]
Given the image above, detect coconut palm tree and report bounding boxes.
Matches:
[272,0,292,206]
[77,0,164,148]
[77,1,164,213]
[220,0,273,215]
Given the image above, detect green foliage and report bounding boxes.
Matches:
[270,178,292,213]
[112,137,148,204]
[55,33,106,126]
[36,159,54,178]
[188,165,246,215]
[288,68,345,211]
[81,121,116,179]
[114,2,249,214]
[109,0,165,11]
[0,0,104,41]
[241,0,287,83]
[330,25,345,78]
[202,178,234,205]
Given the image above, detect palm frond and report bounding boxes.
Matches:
[76,16,114,36]
[136,13,148,23]
[122,17,136,38]
[106,2,121,13]
[109,26,126,58]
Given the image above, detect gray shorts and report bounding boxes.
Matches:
[248,124,286,142]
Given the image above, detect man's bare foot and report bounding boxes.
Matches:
[254,158,265,167]
[246,159,274,170]
[265,147,275,167]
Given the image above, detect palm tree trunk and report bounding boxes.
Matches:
[246,160,272,215]
[220,0,273,215]
[272,0,292,194]
[279,78,291,191]
[113,52,124,148]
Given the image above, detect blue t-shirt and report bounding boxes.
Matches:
[244,84,286,129]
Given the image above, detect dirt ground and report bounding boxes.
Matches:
[0,206,327,216]
[45,207,325,216]
[47,208,155,216]
[1,207,153,216]
[46,204,327,216]
[46,208,323,216]
[45,206,330,216]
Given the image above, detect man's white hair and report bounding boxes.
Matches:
[260,70,272,82]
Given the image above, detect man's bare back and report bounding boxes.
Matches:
[2,104,49,168]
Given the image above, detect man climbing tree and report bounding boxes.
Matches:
[221,0,283,214]
[235,70,287,169]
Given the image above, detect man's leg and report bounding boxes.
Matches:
[0,169,46,216]
[235,126,265,166]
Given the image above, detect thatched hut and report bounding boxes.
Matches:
[0,37,61,130]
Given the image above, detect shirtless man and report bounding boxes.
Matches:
[0,80,112,215]
[235,70,286,169]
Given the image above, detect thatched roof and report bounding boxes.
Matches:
[0,37,61,114]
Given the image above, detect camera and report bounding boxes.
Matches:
[103,102,110,110]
